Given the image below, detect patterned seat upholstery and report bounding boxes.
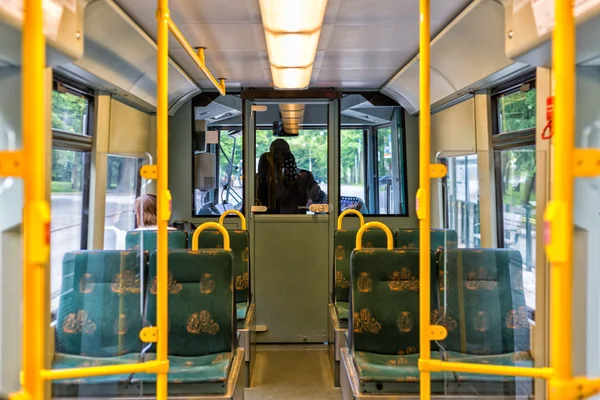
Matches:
[351,249,447,392]
[52,251,145,388]
[333,229,388,322]
[134,249,235,389]
[196,229,250,321]
[125,229,187,253]
[439,249,533,384]
[395,229,458,255]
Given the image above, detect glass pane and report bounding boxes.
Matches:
[51,90,89,135]
[441,154,480,248]
[255,126,328,214]
[104,155,139,250]
[497,88,536,134]
[377,127,394,214]
[339,129,367,212]
[498,147,536,314]
[194,130,244,216]
[51,149,85,313]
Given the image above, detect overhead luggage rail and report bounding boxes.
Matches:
[165,16,226,95]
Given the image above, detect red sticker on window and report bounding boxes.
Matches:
[45,221,51,245]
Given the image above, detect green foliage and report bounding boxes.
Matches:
[51,90,88,134]
[498,89,536,134]
[340,129,364,185]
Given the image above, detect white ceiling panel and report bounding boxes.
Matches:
[324,0,471,24]
[113,0,473,90]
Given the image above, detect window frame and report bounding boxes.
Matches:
[51,78,94,255]
[491,73,537,249]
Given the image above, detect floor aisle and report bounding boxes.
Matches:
[244,345,341,400]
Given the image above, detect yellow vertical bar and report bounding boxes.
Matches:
[418,0,431,398]
[22,0,47,398]
[156,0,169,398]
[550,0,575,389]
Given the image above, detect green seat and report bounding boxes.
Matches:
[52,251,145,387]
[333,229,388,321]
[336,301,349,321]
[197,229,250,321]
[354,351,446,383]
[134,249,235,389]
[439,249,532,386]
[138,352,232,383]
[236,302,248,321]
[395,229,458,255]
[125,229,187,253]
[351,249,442,392]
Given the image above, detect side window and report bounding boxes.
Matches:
[441,155,480,248]
[493,77,537,316]
[193,130,244,216]
[50,82,93,313]
[103,155,141,250]
[339,113,408,216]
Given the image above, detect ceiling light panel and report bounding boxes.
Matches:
[260,0,328,89]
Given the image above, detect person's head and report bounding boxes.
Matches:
[134,194,157,227]
[269,139,290,156]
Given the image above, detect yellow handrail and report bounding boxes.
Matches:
[167,19,226,95]
[219,210,247,230]
[192,222,231,251]
[41,360,167,381]
[417,0,433,398]
[421,359,553,379]
[547,0,575,398]
[337,209,364,230]
[355,222,393,250]
[156,0,171,398]
[21,0,49,398]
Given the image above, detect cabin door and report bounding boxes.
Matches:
[245,98,338,343]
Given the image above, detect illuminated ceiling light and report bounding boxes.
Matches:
[260,0,328,89]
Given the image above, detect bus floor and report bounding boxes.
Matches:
[245,344,341,400]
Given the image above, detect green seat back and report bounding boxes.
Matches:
[55,251,144,357]
[351,249,437,355]
[439,249,529,355]
[395,229,458,254]
[334,229,388,303]
[196,229,249,305]
[125,230,187,253]
[145,249,234,357]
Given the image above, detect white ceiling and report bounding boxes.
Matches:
[114,0,472,90]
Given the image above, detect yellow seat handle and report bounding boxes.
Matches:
[356,221,393,250]
[337,209,364,230]
[192,222,231,251]
[218,210,247,230]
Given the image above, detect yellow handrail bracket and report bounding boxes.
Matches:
[192,222,232,251]
[337,209,365,230]
[355,221,393,250]
[219,209,247,230]
[0,150,23,177]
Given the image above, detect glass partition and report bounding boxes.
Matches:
[254,103,328,214]
[50,153,153,398]
[430,150,543,398]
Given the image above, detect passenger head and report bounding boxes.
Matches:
[134,194,157,227]
[269,139,290,156]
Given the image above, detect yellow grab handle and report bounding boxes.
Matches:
[337,209,365,230]
[192,222,231,251]
[218,210,247,230]
[356,222,393,250]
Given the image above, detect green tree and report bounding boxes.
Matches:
[51,90,87,134]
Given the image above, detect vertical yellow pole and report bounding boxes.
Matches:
[22,0,48,398]
[418,0,431,398]
[549,0,575,394]
[156,0,170,398]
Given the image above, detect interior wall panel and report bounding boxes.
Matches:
[108,99,153,156]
